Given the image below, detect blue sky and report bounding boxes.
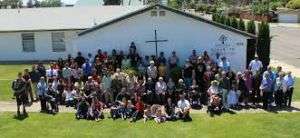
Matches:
[23,0,78,4]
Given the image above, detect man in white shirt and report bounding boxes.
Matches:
[176,94,192,121]
[248,57,263,75]
[46,65,58,83]
[218,57,230,72]
[284,71,295,107]
[155,77,167,104]
[147,61,158,80]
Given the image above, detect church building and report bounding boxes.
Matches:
[0,4,256,71]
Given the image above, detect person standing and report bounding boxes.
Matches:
[248,57,263,76]
[260,72,273,110]
[12,72,28,117]
[37,77,48,112]
[23,69,34,104]
[29,65,41,101]
[284,71,295,107]
[168,51,179,69]
[219,71,230,108]
[274,72,286,108]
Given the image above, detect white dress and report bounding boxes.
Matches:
[227,90,238,106]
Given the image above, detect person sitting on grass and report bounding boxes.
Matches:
[12,72,28,117]
[88,97,104,121]
[154,106,167,124]
[176,94,192,121]
[130,96,144,122]
[45,83,59,114]
[76,98,90,120]
[63,86,76,107]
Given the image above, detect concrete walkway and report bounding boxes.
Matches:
[1,101,300,114]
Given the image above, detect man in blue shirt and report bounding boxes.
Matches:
[260,72,273,110]
[284,71,295,107]
[37,77,48,112]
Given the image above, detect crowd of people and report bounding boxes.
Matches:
[11,43,296,122]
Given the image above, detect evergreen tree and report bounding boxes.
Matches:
[27,0,34,8]
[246,20,257,66]
[257,21,271,70]
[247,20,256,35]
[238,18,246,31]
[230,17,238,29]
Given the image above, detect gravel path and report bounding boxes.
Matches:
[1,101,300,114]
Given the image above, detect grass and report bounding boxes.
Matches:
[0,64,299,101]
[0,112,299,138]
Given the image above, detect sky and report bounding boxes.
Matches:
[22,0,78,5]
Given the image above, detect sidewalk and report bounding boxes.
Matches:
[1,101,300,114]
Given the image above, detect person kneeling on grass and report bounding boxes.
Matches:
[87,97,104,121]
[76,98,90,120]
[12,72,28,117]
[176,94,192,121]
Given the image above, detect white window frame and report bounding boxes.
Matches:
[22,33,35,52]
[51,32,66,52]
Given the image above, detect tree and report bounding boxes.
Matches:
[104,0,121,5]
[247,20,256,35]
[40,0,62,7]
[225,17,231,26]
[27,0,34,8]
[246,20,256,66]
[0,0,22,8]
[230,17,238,29]
[238,18,246,31]
[34,0,41,7]
[257,21,271,69]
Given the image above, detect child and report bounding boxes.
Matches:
[227,85,239,109]
[154,107,167,124]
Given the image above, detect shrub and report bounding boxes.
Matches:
[287,0,300,9]
[212,13,219,22]
[219,15,226,24]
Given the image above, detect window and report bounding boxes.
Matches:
[22,33,35,52]
[151,11,157,16]
[159,11,166,16]
[51,32,66,52]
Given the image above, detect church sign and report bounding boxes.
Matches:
[211,34,244,57]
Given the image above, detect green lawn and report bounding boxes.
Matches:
[0,64,299,101]
[0,112,299,138]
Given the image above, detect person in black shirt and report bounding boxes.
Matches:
[157,52,167,65]
[12,72,28,117]
[75,52,85,67]
[29,65,41,101]
[183,60,193,88]
[37,62,46,77]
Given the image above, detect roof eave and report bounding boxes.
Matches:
[78,4,257,39]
